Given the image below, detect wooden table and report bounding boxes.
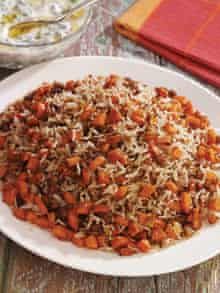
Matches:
[0,1,219,292]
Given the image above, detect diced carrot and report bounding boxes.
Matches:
[137,239,151,253]
[85,235,98,249]
[17,180,29,196]
[52,225,72,241]
[137,212,149,225]
[106,134,122,145]
[80,106,93,121]
[151,228,167,242]
[100,143,110,153]
[89,156,106,171]
[97,235,107,247]
[207,148,217,163]
[2,185,17,206]
[206,172,218,185]
[171,146,182,160]
[208,213,218,224]
[207,129,217,145]
[156,87,169,97]
[66,156,81,167]
[208,197,220,212]
[107,148,128,165]
[115,186,128,200]
[115,175,126,184]
[165,180,178,193]
[65,80,76,91]
[130,110,145,126]
[72,234,85,247]
[104,75,118,88]
[165,224,178,239]
[63,192,76,205]
[108,108,122,123]
[191,208,201,230]
[197,145,206,159]
[128,221,142,237]
[26,211,38,223]
[27,156,39,171]
[153,218,166,229]
[13,208,26,221]
[0,135,6,148]
[157,136,172,145]
[187,115,201,129]
[168,200,181,213]
[111,95,119,104]
[76,201,92,215]
[0,165,7,178]
[48,212,56,226]
[114,215,129,227]
[97,171,110,185]
[183,101,194,115]
[82,168,91,185]
[139,184,156,198]
[34,196,48,215]
[93,204,110,214]
[67,211,79,232]
[180,192,192,214]
[174,95,188,105]
[163,123,177,135]
[119,247,136,256]
[145,132,157,143]
[35,216,50,229]
[92,112,107,127]
[35,102,46,119]
[111,236,129,249]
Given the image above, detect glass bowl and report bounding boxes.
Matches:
[0,8,92,69]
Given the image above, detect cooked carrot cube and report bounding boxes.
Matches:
[208,197,220,212]
[67,212,79,232]
[17,180,29,196]
[153,218,166,229]
[97,171,110,185]
[197,145,206,159]
[82,168,91,185]
[206,172,218,185]
[163,123,177,135]
[174,95,188,105]
[168,200,181,213]
[187,115,201,129]
[119,247,136,256]
[171,146,182,160]
[115,175,126,184]
[66,156,81,167]
[191,208,201,230]
[130,110,145,126]
[52,225,71,241]
[104,75,118,88]
[26,211,38,223]
[157,136,172,145]
[128,221,142,237]
[115,186,128,200]
[108,108,122,123]
[92,112,107,127]
[156,87,169,97]
[76,201,92,215]
[180,192,192,214]
[208,213,218,224]
[111,236,129,249]
[165,224,178,240]
[137,212,149,225]
[89,156,106,171]
[13,208,26,221]
[107,148,128,165]
[35,216,50,229]
[111,95,119,104]
[0,165,7,178]
[80,106,93,121]
[85,235,98,249]
[207,148,217,163]
[165,180,178,193]
[34,196,48,215]
[93,204,110,214]
[100,143,110,153]
[106,134,122,145]
[0,135,6,148]
[63,192,76,205]
[35,102,46,119]
[151,228,167,242]
[114,215,129,227]
[207,129,217,145]
[2,185,17,206]
[72,235,85,247]
[139,184,156,198]
[27,157,39,171]
[137,239,151,252]
[48,212,56,226]
[97,235,107,247]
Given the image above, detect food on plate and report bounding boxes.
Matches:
[0,0,85,45]
[0,74,220,256]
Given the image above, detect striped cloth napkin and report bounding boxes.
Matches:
[114,0,220,87]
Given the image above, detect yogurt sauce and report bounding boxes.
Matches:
[0,0,86,45]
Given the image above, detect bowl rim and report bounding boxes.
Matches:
[0,8,92,48]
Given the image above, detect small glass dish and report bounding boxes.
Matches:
[0,8,92,69]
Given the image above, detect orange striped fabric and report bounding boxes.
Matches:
[114,0,220,87]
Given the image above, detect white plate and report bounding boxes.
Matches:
[0,56,219,277]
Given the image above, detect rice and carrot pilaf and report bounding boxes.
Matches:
[0,74,220,255]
